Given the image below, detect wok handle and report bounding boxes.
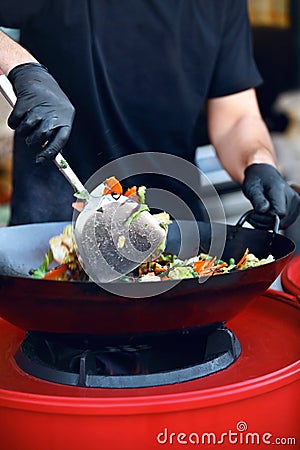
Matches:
[0,73,87,195]
[236,209,280,234]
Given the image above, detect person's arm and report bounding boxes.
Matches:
[207,88,277,182]
[0,30,75,163]
[207,88,300,229]
[0,29,37,74]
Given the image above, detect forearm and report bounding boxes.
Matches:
[207,90,278,184]
[0,30,37,75]
[212,115,277,183]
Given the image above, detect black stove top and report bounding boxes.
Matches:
[15,325,241,388]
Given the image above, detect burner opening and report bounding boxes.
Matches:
[15,325,241,388]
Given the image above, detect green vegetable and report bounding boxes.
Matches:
[74,189,90,200]
[242,253,275,269]
[125,204,150,226]
[137,186,146,204]
[58,159,68,169]
[30,249,53,279]
[156,253,175,262]
[168,266,198,280]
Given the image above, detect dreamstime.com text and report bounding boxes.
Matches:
[156,422,297,446]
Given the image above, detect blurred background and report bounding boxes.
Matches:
[0,0,299,250]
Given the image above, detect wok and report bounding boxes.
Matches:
[0,213,295,335]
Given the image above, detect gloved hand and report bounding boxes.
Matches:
[242,163,300,230]
[7,62,75,163]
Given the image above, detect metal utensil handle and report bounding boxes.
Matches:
[0,73,86,194]
[236,209,280,234]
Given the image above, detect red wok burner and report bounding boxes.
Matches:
[0,290,299,450]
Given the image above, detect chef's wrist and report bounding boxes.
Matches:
[3,55,39,76]
[7,62,49,81]
[243,148,277,175]
[0,29,38,75]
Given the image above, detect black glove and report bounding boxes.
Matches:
[7,62,75,163]
[242,163,300,230]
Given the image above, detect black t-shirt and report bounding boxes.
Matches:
[0,0,262,224]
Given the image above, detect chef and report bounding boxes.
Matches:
[0,0,299,228]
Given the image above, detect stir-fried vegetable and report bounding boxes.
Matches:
[135,249,275,281]
[31,228,275,282]
[31,178,169,281]
[30,177,275,282]
[31,225,88,281]
[103,176,123,196]
[43,264,69,280]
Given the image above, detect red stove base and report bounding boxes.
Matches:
[0,291,299,450]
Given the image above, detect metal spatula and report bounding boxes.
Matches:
[0,74,166,283]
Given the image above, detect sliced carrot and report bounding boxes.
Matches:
[124,186,139,202]
[103,176,123,195]
[214,263,227,269]
[194,257,217,275]
[194,259,207,274]
[213,263,228,274]
[153,265,167,275]
[236,248,249,269]
[43,264,69,280]
[124,186,137,197]
[208,256,217,266]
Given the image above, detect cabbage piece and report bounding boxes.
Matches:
[168,266,198,280]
